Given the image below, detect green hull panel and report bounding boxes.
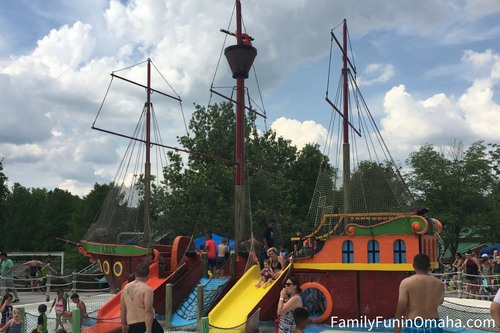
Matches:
[81,241,149,256]
[346,216,429,236]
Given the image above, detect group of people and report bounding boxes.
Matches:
[0,288,87,333]
[276,277,309,333]
[263,221,318,262]
[0,253,45,304]
[273,254,448,333]
[200,234,231,276]
[451,250,500,299]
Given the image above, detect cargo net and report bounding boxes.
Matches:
[70,294,120,332]
[85,100,177,248]
[296,51,421,253]
[83,181,144,244]
[67,293,115,312]
[437,300,496,332]
[209,308,260,333]
[25,312,64,333]
[171,276,231,330]
[24,309,117,333]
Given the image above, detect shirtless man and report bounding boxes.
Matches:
[394,253,445,333]
[490,289,500,333]
[121,262,154,333]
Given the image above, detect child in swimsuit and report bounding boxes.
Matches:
[255,260,274,288]
[0,308,22,333]
[50,289,66,331]
[0,294,13,329]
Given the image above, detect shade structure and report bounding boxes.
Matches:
[224,44,257,79]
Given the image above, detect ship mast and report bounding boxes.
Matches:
[224,0,257,253]
[341,21,350,215]
[144,59,152,244]
[234,1,245,254]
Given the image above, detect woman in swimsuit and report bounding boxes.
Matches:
[451,253,463,289]
[277,277,303,333]
[23,255,43,293]
[461,252,480,299]
[267,247,286,279]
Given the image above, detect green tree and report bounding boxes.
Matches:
[405,141,493,256]
[153,102,333,249]
[474,143,500,244]
[64,183,112,271]
[3,184,47,251]
[0,159,9,233]
[158,102,238,240]
[35,188,81,251]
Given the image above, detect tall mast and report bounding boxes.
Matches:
[144,59,151,244]
[342,20,350,215]
[224,0,257,253]
[234,0,245,254]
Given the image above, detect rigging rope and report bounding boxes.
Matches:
[111,59,149,74]
[208,2,236,107]
[92,76,114,127]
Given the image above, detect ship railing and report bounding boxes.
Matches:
[0,270,113,301]
[431,270,500,300]
[291,212,401,243]
[78,262,100,274]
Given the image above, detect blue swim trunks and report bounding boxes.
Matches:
[405,319,443,333]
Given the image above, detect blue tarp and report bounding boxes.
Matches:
[193,233,235,253]
[479,243,500,257]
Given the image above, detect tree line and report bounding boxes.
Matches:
[0,103,499,271]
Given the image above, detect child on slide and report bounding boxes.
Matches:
[255,260,274,288]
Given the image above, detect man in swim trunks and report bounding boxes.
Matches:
[394,253,445,333]
[121,262,158,333]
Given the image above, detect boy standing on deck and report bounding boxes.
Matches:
[205,234,217,275]
[262,219,276,258]
[37,304,48,333]
[394,253,445,333]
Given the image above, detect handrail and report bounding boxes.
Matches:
[116,232,144,243]
[291,212,401,242]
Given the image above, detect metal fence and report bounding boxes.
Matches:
[432,269,499,300]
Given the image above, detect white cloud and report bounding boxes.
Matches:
[75,136,120,164]
[463,0,500,20]
[380,49,500,159]
[357,63,395,86]
[270,117,328,151]
[59,179,93,197]
[4,22,94,78]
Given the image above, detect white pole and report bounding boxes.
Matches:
[61,252,64,275]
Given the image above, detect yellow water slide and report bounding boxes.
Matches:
[208,264,290,328]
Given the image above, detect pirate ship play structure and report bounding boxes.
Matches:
[283,20,442,322]
[58,1,441,330]
[207,15,442,326]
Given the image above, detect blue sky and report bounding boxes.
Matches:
[1,0,500,196]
